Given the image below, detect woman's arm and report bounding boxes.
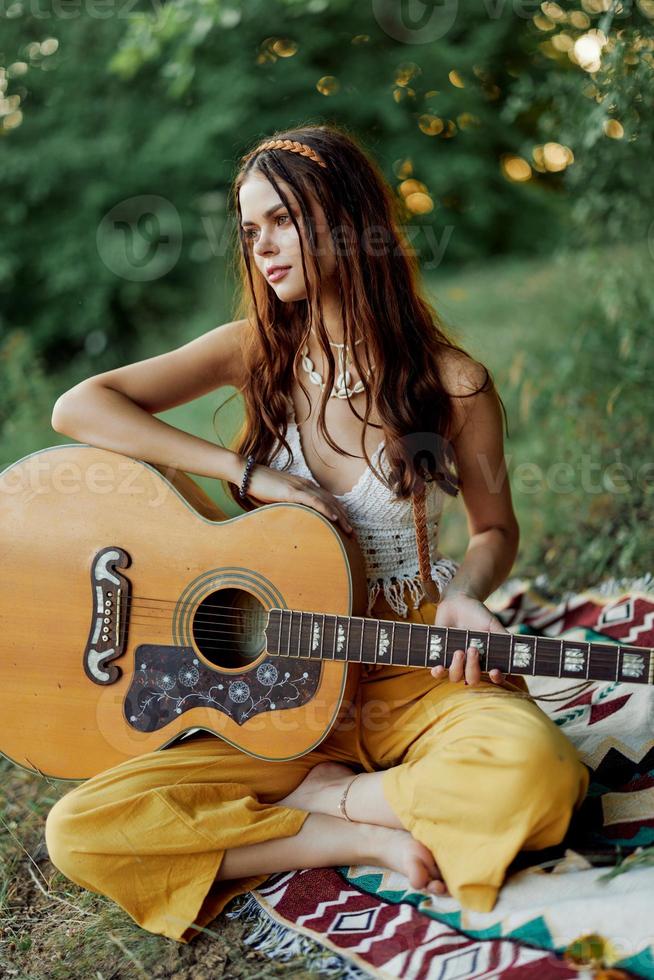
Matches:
[51,319,250,485]
[440,358,520,603]
[432,356,520,685]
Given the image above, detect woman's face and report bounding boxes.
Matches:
[239,171,337,301]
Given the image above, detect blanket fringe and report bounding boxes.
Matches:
[226,892,371,979]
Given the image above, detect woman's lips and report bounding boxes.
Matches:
[268,266,291,282]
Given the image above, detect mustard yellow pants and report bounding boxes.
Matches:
[45,595,589,944]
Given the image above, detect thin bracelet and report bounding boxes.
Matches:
[238,454,256,499]
[338,774,359,822]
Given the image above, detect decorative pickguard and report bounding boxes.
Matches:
[125,645,322,732]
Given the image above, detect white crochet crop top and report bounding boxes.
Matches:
[266,400,460,619]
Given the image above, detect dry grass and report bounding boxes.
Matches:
[0,758,336,979]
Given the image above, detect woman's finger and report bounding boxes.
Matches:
[307,494,353,534]
[464,646,481,686]
[449,649,465,683]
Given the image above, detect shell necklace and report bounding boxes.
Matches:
[301,337,371,400]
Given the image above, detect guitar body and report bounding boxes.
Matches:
[0,445,368,780]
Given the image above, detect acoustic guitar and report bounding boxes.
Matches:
[1,445,651,781]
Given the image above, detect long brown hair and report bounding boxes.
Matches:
[216,122,504,509]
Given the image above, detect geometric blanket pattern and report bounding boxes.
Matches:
[227,575,654,980]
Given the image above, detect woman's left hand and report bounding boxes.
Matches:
[430,591,509,686]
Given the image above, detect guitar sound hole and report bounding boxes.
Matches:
[192,588,266,669]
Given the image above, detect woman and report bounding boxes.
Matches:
[46,124,589,944]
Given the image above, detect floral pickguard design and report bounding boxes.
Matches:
[124,645,322,732]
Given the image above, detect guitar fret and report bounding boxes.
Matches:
[286,611,292,658]
[426,626,445,666]
[335,616,347,660]
[390,622,411,666]
[310,612,320,659]
[619,645,650,681]
[562,639,590,676]
[407,622,427,666]
[362,618,376,664]
[488,632,512,675]
[278,609,291,660]
[445,627,468,669]
[298,611,302,659]
[341,615,356,662]
[468,630,489,668]
[378,619,392,662]
[300,610,311,660]
[277,611,283,657]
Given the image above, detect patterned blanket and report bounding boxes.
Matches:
[227,575,654,979]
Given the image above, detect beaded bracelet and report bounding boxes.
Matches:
[238,454,257,499]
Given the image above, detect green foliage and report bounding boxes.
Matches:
[513,245,653,592]
[431,240,652,594]
[2,0,587,376]
[0,330,61,467]
[503,2,654,247]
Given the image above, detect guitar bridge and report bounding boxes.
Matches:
[83,546,131,685]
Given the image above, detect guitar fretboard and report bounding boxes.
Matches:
[264,609,653,685]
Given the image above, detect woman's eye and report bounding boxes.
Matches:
[243,214,290,242]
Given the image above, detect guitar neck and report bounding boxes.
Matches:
[264,608,654,685]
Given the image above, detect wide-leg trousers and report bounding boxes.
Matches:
[45,594,590,943]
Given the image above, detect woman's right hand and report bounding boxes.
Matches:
[243,464,353,536]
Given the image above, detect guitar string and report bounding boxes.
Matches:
[123,598,635,648]
[97,598,648,658]
[89,598,636,658]
[82,613,632,668]
[118,596,631,644]
[110,598,642,653]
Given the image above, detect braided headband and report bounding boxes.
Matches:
[242,138,328,169]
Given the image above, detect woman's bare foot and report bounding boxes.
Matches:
[278,763,449,897]
[366,824,449,897]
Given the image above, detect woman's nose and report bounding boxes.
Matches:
[254,229,278,256]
